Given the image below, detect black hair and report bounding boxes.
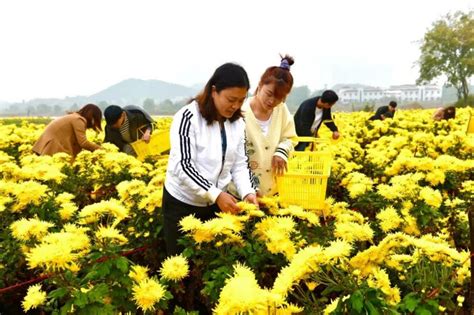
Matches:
[389,101,398,108]
[321,90,339,105]
[443,106,456,120]
[193,63,250,124]
[104,105,124,125]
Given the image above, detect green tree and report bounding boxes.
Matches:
[53,105,64,115]
[69,103,79,112]
[286,85,311,113]
[97,101,109,111]
[143,98,156,114]
[417,11,474,105]
[157,99,175,115]
[36,103,52,116]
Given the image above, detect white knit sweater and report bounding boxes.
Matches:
[243,98,297,196]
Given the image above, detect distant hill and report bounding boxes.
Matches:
[0,79,199,116]
[88,78,198,104]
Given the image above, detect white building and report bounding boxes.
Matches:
[336,84,442,103]
[389,84,441,102]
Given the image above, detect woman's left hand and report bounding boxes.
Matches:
[243,193,259,207]
[272,156,287,176]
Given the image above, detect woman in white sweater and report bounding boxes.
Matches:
[163,63,258,255]
[243,55,297,196]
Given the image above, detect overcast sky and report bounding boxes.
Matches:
[0,0,472,102]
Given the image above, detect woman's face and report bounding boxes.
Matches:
[212,86,247,119]
[256,83,285,111]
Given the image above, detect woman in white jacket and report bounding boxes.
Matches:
[163,63,258,255]
[243,55,297,196]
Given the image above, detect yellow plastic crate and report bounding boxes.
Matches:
[131,129,170,161]
[277,137,332,209]
[467,112,474,135]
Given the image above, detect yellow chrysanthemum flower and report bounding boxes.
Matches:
[323,298,340,314]
[376,206,403,232]
[129,265,150,283]
[55,192,75,204]
[323,239,352,264]
[58,202,78,221]
[277,205,320,226]
[159,255,189,281]
[214,263,285,315]
[26,229,90,271]
[179,214,202,232]
[334,222,373,243]
[11,181,49,212]
[95,225,128,244]
[272,246,325,298]
[419,186,443,208]
[22,284,47,312]
[116,179,147,201]
[78,199,129,225]
[138,187,163,213]
[132,278,166,312]
[10,218,54,241]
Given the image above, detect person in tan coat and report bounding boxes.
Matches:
[32,104,102,157]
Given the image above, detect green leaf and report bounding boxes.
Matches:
[73,291,88,308]
[60,301,74,315]
[425,299,439,312]
[404,294,421,312]
[414,305,432,315]
[156,225,163,234]
[349,290,364,313]
[115,256,129,273]
[87,283,109,303]
[182,247,194,257]
[48,287,68,299]
[365,301,381,315]
[95,262,111,277]
[83,270,99,282]
[88,252,103,260]
[78,303,115,315]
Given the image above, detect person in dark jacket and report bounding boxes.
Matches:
[369,101,397,121]
[104,105,154,156]
[293,90,340,151]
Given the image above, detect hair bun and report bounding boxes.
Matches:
[279,54,294,71]
[280,59,291,70]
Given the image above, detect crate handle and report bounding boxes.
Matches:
[294,136,330,144]
[294,136,330,152]
[136,122,157,140]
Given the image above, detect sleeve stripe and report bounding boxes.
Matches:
[276,147,289,158]
[183,114,212,189]
[178,109,212,191]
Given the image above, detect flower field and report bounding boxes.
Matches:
[0,108,473,314]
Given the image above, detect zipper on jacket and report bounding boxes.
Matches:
[216,121,227,187]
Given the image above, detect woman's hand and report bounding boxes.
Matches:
[216,192,240,214]
[243,193,259,207]
[142,129,151,143]
[272,156,287,176]
[332,131,340,140]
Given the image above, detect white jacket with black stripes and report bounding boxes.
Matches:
[165,101,256,207]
